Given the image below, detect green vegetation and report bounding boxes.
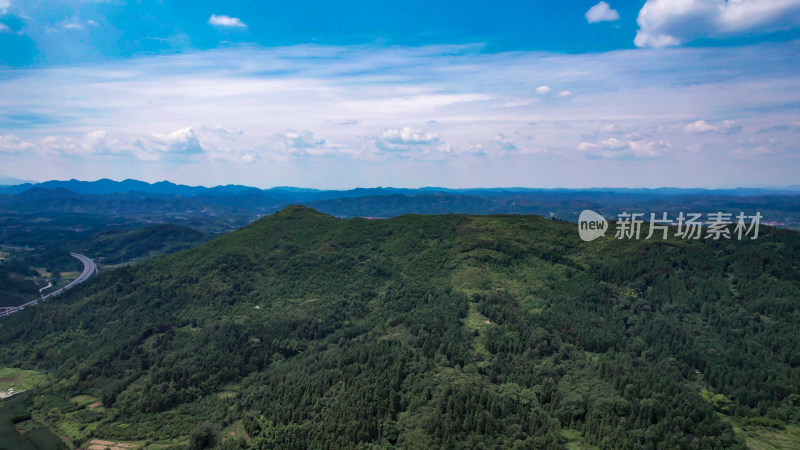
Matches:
[0,262,42,306]
[0,368,49,393]
[21,224,207,273]
[0,394,62,450]
[0,206,798,448]
[0,224,206,306]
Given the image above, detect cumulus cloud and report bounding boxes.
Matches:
[635,0,800,48]
[558,90,572,97]
[147,127,204,154]
[733,136,778,157]
[599,124,627,134]
[578,137,670,159]
[84,130,122,154]
[202,124,243,135]
[281,130,327,149]
[1,43,798,185]
[493,134,518,151]
[0,135,33,154]
[377,127,442,151]
[15,131,125,158]
[60,18,98,31]
[373,127,464,158]
[208,14,247,28]
[684,120,716,133]
[11,128,205,161]
[122,127,208,161]
[206,146,258,164]
[535,85,551,95]
[492,133,546,155]
[684,120,741,134]
[586,2,621,23]
[0,127,302,165]
[278,130,353,157]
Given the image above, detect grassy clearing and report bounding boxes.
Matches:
[562,428,596,449]
[0,368,49,394]
[461,303,493,358]
[740,424,800,450]
[69,394,100,408]
[717,414,800,449]
[216,383,240,400]
[739,422,800,449]
[85,439,140,449]
[220,419,249,446]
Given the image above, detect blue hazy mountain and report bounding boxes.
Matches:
[2,178,800,198]
[0,174,34,186]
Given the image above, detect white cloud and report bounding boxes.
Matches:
[0,0,9,14]
[733,136,777,156]
[376,127,456,156]
[586,2,620,23]
[3,128,270,164]
[684,120,716,133]
[578,137,670,159]
[278,130,354,157]
[684,119,741,134]
[535,85,551,95]
[202,124,243,135]
[635,0,800,48]
[149,127,203,153]
[208,14,247,28]
[379,127,441,147]
[1,43,798,186]
[1,131,125,158]
[0,23,10,33]
[492,134,546,155]
[493,134,517,151]
[0,135,33,154]
[133,127,205,160]
[21,129,205,160]
[84,130,120,153]
[599,124,626,134]
[558,90,572,97]
[206,146,258,164]
[59,18,98,31]
[281,130,327,149]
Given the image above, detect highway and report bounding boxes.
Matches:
[0,253,97,319]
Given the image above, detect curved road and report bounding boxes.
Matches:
[0,253,96,318]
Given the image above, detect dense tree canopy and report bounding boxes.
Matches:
[1,206,799,448]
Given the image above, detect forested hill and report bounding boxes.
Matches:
[2,206,800,448]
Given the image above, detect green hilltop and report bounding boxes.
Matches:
[1,206,800,449]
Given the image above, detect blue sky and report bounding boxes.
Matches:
[1,0,799,188]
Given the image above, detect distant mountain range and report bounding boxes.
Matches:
[1,179,800,234]
[0,175,33,186]
[2,178,800,198]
